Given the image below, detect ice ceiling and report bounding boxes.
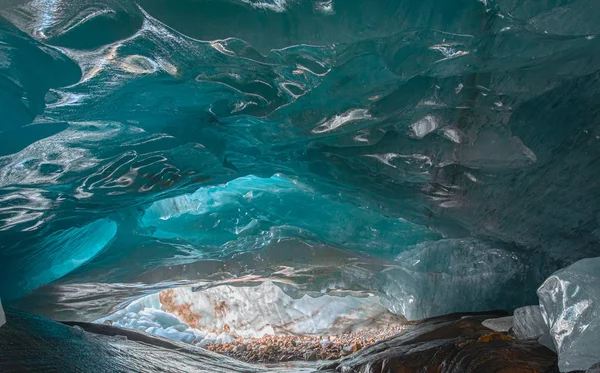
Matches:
[0,0,599,323]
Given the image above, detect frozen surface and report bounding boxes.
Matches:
[160,281,401,337]
[97,281,402,341]
[538,257,600,372]
[95,293,207,345]
[513,305,548,340]
[0,0,599,348]
[382,238,539,320]
[482,316,513,333]
[1,308,303,373]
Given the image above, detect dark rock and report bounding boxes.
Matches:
[587,362,600,373]
[319,312,557,373]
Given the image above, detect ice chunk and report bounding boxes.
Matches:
[149,310,183,329]
[482,316,513,332]
[215,333,236,344]
[0,298,5,328]
[538,257,600,372]
[94,293,202,346]
[382,238,534,320]
[513,305,548,340]
[126,301,145,314]
[167,324,189,332]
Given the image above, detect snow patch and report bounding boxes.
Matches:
[96,281,402,344]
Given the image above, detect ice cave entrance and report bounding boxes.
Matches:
[94,282,407,362]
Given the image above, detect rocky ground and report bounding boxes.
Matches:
[201,324,408,363]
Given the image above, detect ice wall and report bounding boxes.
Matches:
[0,0,599,328]
[95,281,403,344]
[538,257,600,372]
[382,238,540,320]
[0,298,5,328]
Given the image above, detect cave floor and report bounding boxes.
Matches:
[202,324,408,363]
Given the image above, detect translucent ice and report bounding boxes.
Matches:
[95,294,202,345]
[538,257,600,372]
[512,305,548,340]
[1,0,600,353]
[482,316,513,332]
[157,281,401,337]
[382,238,537,320]
[0,298,5,328]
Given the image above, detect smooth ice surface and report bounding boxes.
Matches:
[513,305,548,340]
[482,316,513,333]
[0,0,599,336]
[382,238,539,320]
[538,257,600,372]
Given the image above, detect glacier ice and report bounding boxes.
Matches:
[1,308,271,373]
[0,298,5,328]
[95,293,207,345]
[538,257,600,372]
[0,0,599,365]
[512,305,548,340]
[4,218,118,300]
[482,316,513,332]
[98,281,403,341]
[140,174,439,256]
[381,238,539,320]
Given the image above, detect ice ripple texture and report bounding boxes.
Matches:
[0,0,599,323]
[538,257,600,372]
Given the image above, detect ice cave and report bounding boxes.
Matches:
[1,0,600,372]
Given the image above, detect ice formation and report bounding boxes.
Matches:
[96,281,402,343]
[512,305,548,340]
[95,293,205,345]
[1,308,274,373]
[382,238,538,320]
[0,298,5,328]
[538,257,600,372]
[0,0,599,370]
[482,316,513,333]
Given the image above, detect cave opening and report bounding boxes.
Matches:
[2,0,600,372]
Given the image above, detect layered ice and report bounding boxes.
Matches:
[482,316,513,333]
[95,293,206,345]
[1,308,273,373]
[96,281,402,343]
[538,257,600,372]
[512,305,548,340]
[158,281,401,337]
[140,174,439,256]
[0,0,599,358]
[381,238,538,320]
[0,298,5,328]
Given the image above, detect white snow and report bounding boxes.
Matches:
[482,316,513,332]
[95,281,400,345]
[162,281,398,338]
